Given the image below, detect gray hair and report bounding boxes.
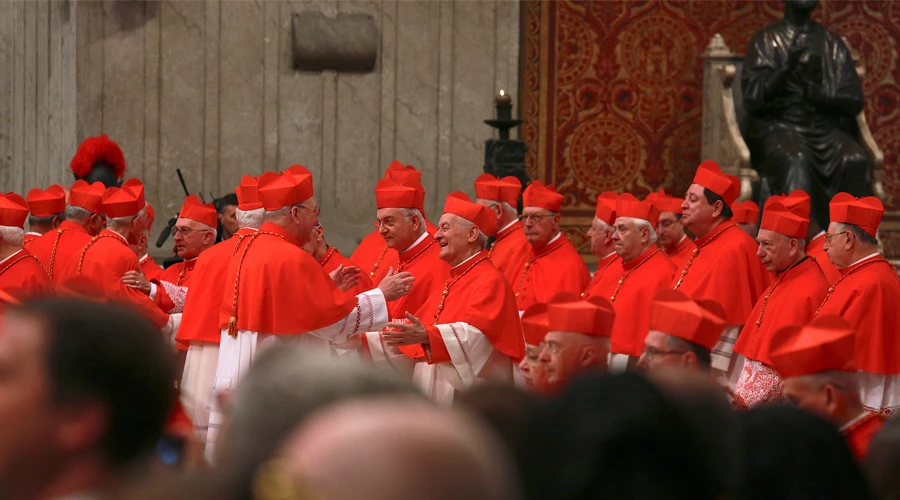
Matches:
[263,203,301,222]
[194,221,218,240]
[454,215,488,248]
[483,200,517,216]
[834,222,878,247]
[28,212,64,226]
[235,207,264,229]
[399,208,426,223]
[0,226,24,247]
[108,206,147,233]
[65,205,98,223]
[801,370,860,395]
[593,217,612,233]
[225,347,421,471]
[622,216,658,244]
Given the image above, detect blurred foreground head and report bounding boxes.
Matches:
[261,397,517,500]
[518,372,737,500]
[217,347,422,491]
[736,404,874,500]
[0,298,175,500]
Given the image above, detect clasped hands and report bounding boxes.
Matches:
[381,312,429,347]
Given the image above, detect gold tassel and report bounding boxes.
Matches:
[228,316,238,338]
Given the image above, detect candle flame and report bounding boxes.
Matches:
[499,89,505,96]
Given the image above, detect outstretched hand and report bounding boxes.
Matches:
[122,270,151,294]
[378,267,416,301]
[382,312,429,347]
[329,264,362,292]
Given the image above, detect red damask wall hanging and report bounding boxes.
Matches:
[522,0,900,258]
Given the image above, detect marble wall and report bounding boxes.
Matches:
[0,0,520,256]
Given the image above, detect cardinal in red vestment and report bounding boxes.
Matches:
[176,175,264,446]
[513,181,590,311]
[124,195,217,314]
[673,161,770,384]
[770,316,886,459]
[0,193,53,300]
[637,290,726,376]
[364,175,449,363]
[731,199,761,238]
[351,161,437,285]
[647,189,696,270]
[732,200,829,408]
[29,181,106,284]
[817,193,900,414]
[773,189,841,284]
[24,185,66,252]
[137,203,164,281]
[591,194,676,370]
[518,303,550,393]
[538,292,615,394]
[378,192,523,405]
[583,192,623,299]
[207,168,414,458]
[474,174,529,285]
[56,179,174,333]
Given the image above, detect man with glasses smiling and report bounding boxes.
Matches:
[123,195,218,314]
[513,181,590,312]
[817,192,900,415]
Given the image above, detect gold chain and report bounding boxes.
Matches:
[370,246,388,278]
[397,239,435,272]
[434,257,489,324]
[815,257,893,317]
[673,222,736,290]
[48,227,78,280]
[754,256,808,327]
[227,231,288,337]
[609,249,662,302]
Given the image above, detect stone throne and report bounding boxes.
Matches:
[700,34,884,203]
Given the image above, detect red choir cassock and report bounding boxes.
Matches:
[29,181,105,284]
[733,201,829,408]
[593,194,676,357]
[648,190,697,270]
[56,179,168,329]
[474,174,529,285]
[514,181,590,310]
[24,185,66,252]
[672,163,770,327]
[769,315,885,459]
[351,161,436,285]
[374,176,450,359]
[0,193,53,300]
[815,194,900,413]
[150,195,218,313]
[319,246,374,297]
[582,192,623,299]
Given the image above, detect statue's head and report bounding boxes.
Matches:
[784,0,819,14]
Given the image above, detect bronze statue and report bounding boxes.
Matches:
[741,0,873,232]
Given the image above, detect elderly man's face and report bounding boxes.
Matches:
[656,212,683,250]
[376,208,419,251]
[173,218,215,260]
[637,331,694,373]
[434,214,475,266]
[538,331,608,392]
[521,207,559,248]
[518,344,547,391]
[586,217,612,257]
[823,222,855,270]
[612,217,650,262]
[782,376,832,420]
[756,229,799,273]
[0,314,59,490]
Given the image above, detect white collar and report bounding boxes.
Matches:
[108,229,128,242]
[499,219,519,232]
[676,234,687,245]
[25,231,42,237]
[139,253,151,262]
[402,231,430,253]
[451,251,481,270]
[849,251,880,267]
[813,230,826,240]
[547,232,562,245]
[840,411,871,432]
[601,251,616,260]
[0,250,23,266]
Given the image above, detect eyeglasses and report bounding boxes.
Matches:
[823,231,851,245]
[518,213,556,224]
[299,205,320,217]
[172,227,212,237]
[374,217,401,229]
[640,346,687,358]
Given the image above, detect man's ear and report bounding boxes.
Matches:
[711,200,724,218]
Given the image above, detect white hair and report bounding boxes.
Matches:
[454,215,488,248]
[622,217,658,244]
[236,207,264,229]
[194,221,218,240]
[399,208,425,222]
[592,217,612,233]
[107,206,148,233]
[264,204,300,222]
[0,226,24,247]
[480,200,516,216]
[65,205,97,223]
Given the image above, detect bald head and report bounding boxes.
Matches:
[278,398,517,500]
